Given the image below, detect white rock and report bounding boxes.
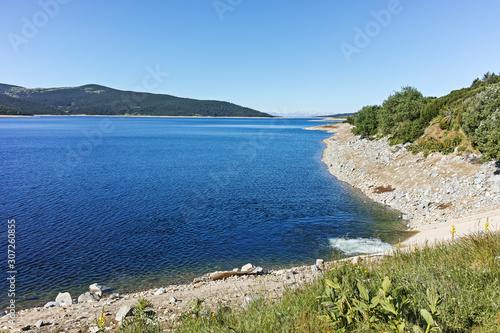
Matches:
[89,283,104,297]
[241,295,260,309]
[115,305,132,322]
[109,293,122,299]
[44,301,59,308]
[78,292,99,303]
[316,259,324,268]
[55,292,72,306]
[35,320,43,328]
[241,263,254,272]
[154,288,166,296]
[311,265,320,272]
[89,326,100,333]
[251,266,264,274]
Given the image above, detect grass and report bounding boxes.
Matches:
[156,231,500,332]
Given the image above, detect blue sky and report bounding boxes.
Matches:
[1,0,499,116]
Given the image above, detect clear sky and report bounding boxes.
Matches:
[1,1,499,116]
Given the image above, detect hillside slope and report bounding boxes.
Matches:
[0,83,272,117]
[348,72,500,161]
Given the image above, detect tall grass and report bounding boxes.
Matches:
[144,232,500,332]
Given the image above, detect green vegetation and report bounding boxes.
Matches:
[0,104,33,116]
[351,105,380,136]
[154,231,499,332]
[462,84,500,160]
[350,72,500,161]
[0,93,58,115]
[0,83,272,117]
[85,232,499,332]
[120,298,161,333]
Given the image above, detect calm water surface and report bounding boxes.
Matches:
[0,116,408,308]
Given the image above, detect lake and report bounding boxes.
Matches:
[0,116,408,308]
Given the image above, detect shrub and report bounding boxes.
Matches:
[120,298,161,333]
[352,105,380,136]
[439,116,451,130]
[462,83,500,160]
[378,86,426,137]
[475,110,500,160]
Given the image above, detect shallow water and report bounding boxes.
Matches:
[0,116,409,308]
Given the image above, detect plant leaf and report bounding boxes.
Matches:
[325,279,341,289]
[412,325,424,333]
[357,282,369,302]
[382,276,392,294]
[420,308,434,326]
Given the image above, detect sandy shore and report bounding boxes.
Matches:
[2,121,498,332]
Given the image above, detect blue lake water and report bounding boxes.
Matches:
[0,116,408,308]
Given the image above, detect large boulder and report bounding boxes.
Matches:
[55,292,72,306]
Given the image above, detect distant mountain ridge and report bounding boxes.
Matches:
[0,83,272,117]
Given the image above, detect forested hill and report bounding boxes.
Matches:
[347,72,500,161]
[0,83,272,117]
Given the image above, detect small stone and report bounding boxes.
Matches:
[241,295,261,309]
[351,257,359,265]
[241,263,254,272]
[251,266,264,274]
[115,305,132,322]
[402,214,413,221]
[311,265,319,272]
[232,268,239,272]
[89,283,103,297]
[78,292,99,303]
[55,292,72,307]
[35,320,43,328]
[44,301,60,308]
[316,259,324,268]
[154,288,166,296]
[88,327,100,333]
[89,283,111,297]
[109,293,122,299]
[169,297,178,303]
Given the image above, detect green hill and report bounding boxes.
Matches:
[348,72,500,161]
[0,93,60,115]
[0,83,272,118]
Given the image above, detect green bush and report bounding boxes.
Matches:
[462,83,500,160]
[352,105,380,136]
[439,116,451,130]
[346,115,355,125]
[120,298,161,333]
[378,86,426,137]
[475,110,500,161]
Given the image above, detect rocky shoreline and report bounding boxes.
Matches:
[1,262,333,333]
[3,121,499,332]
[311,122,500,229]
